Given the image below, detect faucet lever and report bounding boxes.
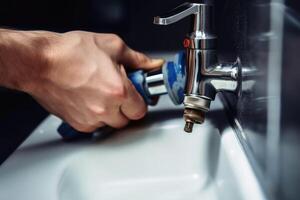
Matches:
[154,2,215,50]
[153,3,199,25]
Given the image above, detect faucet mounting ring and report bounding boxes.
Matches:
[183,95,211,112]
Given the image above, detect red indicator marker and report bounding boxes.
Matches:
[183,39,190,48]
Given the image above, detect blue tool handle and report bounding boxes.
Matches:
[57,70,154,140]
[57,122,92,140]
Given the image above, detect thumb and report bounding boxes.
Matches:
[119,47,164,70]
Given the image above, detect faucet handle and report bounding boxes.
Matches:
[153,2,200,25]
[153,2,215,45]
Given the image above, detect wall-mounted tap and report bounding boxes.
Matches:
[57,2,240,139]
[154,2,239,133]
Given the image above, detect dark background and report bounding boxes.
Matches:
[1,1,300,200]
[0,0,190,51]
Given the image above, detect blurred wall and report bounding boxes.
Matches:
[216,0,300,199]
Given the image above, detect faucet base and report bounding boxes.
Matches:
[184,95,211,112]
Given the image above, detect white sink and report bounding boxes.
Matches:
[0,95,266,200]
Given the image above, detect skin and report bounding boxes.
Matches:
[0,29,164,132]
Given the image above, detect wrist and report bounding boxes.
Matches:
[0,29,59,93]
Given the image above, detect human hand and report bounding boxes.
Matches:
[0,30,164,132]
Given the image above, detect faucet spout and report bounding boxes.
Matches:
[183,61,239,132]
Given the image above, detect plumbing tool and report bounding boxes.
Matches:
[57,52,186,140]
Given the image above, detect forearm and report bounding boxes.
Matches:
[0,29,56,92]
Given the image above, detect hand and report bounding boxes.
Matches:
[0,30,164,132]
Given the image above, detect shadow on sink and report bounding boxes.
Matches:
[19,108,184,153]
[20,108,226,152]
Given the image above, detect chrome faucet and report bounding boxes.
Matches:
[154,2,239,133]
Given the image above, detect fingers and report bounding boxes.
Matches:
[69,108,128,131]
[121,80,147,120]
[120,80,147,121]
[119,48,165,70]
[115,65,146,120]
[98,34,164,70]
[77,122,106,133]
[67,119,106,133]
[103,107,130,129]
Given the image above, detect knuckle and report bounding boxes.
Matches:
[134,52,148,63]
[107,83,127,100]
[131,106,147,120]
[69,30,85,35]
[109,34,126,51]
[69,115,104,133]
[113,119,129,129]
[109,34,122,43]
[87,104,109,119]
[93,106,108,116]
[73,123,96,133]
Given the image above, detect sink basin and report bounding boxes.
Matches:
[0,95,266,200]
[57,111,219,200]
